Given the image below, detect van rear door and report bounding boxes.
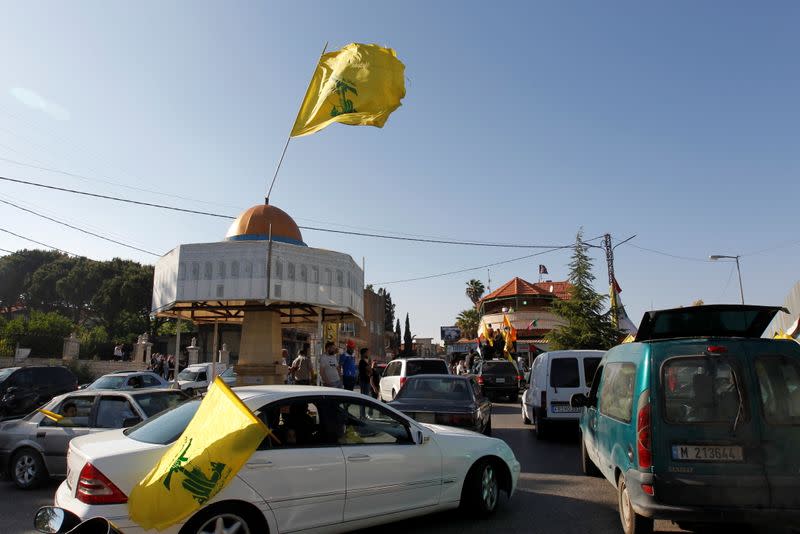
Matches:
[652,341,769,508]
[749,339,800,509]
[547,356,583,419]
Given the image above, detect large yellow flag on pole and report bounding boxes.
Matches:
[290,43,405,138]
[128,378,270,531]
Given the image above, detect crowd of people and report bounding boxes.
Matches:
[287,340,382,399]
[148,353,178,380]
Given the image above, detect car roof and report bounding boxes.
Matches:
[390,358,446,363]
[539,350,605,358]
[406,374,471,380]
[101,371,155,378]
[231,385,369,404]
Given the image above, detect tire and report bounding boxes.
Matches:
[391,389,396,400]
[534,413,547,440]
[483,419,492,436]
[580,434,601,477]
[180,502,264,534]
[618,476,654,534]
[12,448,47,490]
[461,458,500,518]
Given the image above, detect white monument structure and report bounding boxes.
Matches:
[152,203,364,385]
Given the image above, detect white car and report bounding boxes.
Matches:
[379,357,450,401]
[176,363,227,396]
[55,386,520,534]
[84,371,170,390]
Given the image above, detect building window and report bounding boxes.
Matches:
[178,262,186,281]
[300,265,308,282]
[217,261,226,279]
[336,270,344,288]
[325,269,332,287]
[312,266,320,284]
[216,284,224,298]
[244,261,253,278]
[191,262,200,281]
[231,261,240,279]
[288,263,295,281]
[273,284,282,298]
[275,260,283,280]
[204,262,213,280]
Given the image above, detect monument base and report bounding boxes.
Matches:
[235,363,286,387]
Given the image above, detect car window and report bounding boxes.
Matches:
[588,365,604,403]
[583,358,602,388]
[405,360,448,376]
[481,361,516,375]
[125,399,200,444]
[550,358,580,388]
[133,391,188,417]
[41,396,94,427]
[95,397,138,428]
[663,358,743,424]
[221,367,235,377]
[599,362,636,423]
[178,369,200,381]
[333,398,412,445]
[0,367,19,384]
[396,377,472,401]
[755,356,800,425]
[90,376,128,389]
[254,398,333,449]
[386,362,400,377]
[10,368,33,387]
[141,375,162,387]
[197,372,207,382]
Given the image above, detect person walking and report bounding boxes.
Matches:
[340,340,358,391]
[369,360,381,399]
[320,341,342,388]
[289,348,312,385]
[358,348,371,396]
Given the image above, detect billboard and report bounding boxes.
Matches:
[440,326,462,343]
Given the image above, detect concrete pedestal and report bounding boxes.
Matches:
[187,346,200,365]
[236,310,287,386]
[62,333,80,361]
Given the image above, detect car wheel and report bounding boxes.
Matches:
[522,403,531,425]
[461,458,500,518]
[618,476,654,534]
[391,389,397,400]
[580,434,600,477]
[180,502,262,534]
[12,448,46,490]
[534,413,547,440]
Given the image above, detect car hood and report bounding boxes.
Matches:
[421,423,483,437]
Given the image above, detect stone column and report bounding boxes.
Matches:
[235,310,286,386]
[187,337,200,365]
[62,333,80,361]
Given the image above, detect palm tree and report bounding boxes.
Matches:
[465,279,485,306]
[456,308,481,340]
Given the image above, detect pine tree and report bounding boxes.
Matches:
[547,229,622,350]
[403,313,413,356]
[394,319,402,352]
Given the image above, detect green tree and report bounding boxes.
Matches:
[0,249,64,314]
[547,230,622,350]
[378,288,396,333]
[403,313,413,356]
[465,279,486,306]
[394,319,402,352]
[455,308,480,339]
[3,310,75,356]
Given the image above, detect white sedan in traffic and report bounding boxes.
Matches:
[55,386,520,534]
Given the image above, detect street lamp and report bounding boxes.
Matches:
[709,254,744,304]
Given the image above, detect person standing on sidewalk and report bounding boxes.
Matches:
[320,342,342,388]
[358,348,372,396]
[340,340,358,391]
[290,347,312,385]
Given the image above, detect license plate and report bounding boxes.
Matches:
[551,405,580,413]
[416,413,435,423]
[672,444,744,462]
[495,378,506,383]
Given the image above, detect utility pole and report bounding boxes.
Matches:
[604,234,618,327]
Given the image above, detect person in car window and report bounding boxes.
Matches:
[57,401,78,427]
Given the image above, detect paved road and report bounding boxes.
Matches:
[0,402,789,533]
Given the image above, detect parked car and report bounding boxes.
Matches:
[84,371,170,391]
[571,305,800,534]
[521,350,603,439]
[388,374,492,435]
[176,363,227,396]
[0,388,189,489]
[473,359,521,402]
[379,357,449,401]
[0,366,77,420]
[55,385,520,534]
[219,366,237,387]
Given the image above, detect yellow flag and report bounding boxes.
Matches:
[128,378,269,531]
[37,408,62,422]
[290,43,405,137]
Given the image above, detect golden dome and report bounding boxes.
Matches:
[225,204,306,246]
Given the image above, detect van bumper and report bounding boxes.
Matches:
[625,469,800,525]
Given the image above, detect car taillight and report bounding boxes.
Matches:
[636,389,652,470]
[706,345,728,354]
[517,375,523,382]
[476,375,484,385]
[76,463,127,505]
[399,376,407,389]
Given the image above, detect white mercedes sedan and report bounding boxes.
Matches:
[55,386,520,534]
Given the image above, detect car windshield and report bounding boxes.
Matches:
[0,367,19,383]
[87,376,128,389]
[406,360,447,376]
[396,377,472,401]
[133,391,189,417]
[663,358,743,423]
[482,361,516,375]
[178,369,200,381]
[125,399,200,444]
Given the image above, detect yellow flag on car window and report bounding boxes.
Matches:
[128,378,269,531]
[290,43,405,137]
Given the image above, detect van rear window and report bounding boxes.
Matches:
[550,358,579,388]
[406,360,448,376]
[662,358,742,423]
[755,356,800,425]
[481,361,516,375]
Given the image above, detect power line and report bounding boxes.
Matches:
[0,196,160,256]
[0,246,14,254]
[0,227,76,256]
[624,243,709,263]
[0,174,597,249]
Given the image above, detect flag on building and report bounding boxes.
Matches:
[527,318,538,329]
[290,43,406,138]
[128,378,271,531]
[538,264,548,275]
[477,320,493,346]
[503,314,517,342]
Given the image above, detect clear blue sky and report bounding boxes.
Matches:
[0,2,798,341]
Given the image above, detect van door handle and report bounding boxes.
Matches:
[347,454,371,462]
[245,460,273,469]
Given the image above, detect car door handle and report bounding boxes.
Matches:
[245,460,273,469]
[36,432,46,439]
[347,454,371,462]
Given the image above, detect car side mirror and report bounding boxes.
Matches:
[570,393,588,408]
[34,506,81,533]
[122,416,142,428]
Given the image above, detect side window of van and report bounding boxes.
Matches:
[755,356,800,424]
[599,363,636,423]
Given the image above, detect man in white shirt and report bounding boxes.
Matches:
[320,341,342,388]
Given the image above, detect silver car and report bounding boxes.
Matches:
[84,371,170,390]
[0,388,189,489]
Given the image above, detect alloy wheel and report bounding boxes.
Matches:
[15,454,37,486]
[197,513,250,534]
[481,464,498,511]
[620,480,633,530]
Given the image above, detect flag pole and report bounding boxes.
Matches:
[266,41,329,204]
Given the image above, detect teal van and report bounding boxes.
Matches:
[571,305,800,534]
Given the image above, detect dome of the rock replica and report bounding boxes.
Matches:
[225,204,306,246]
